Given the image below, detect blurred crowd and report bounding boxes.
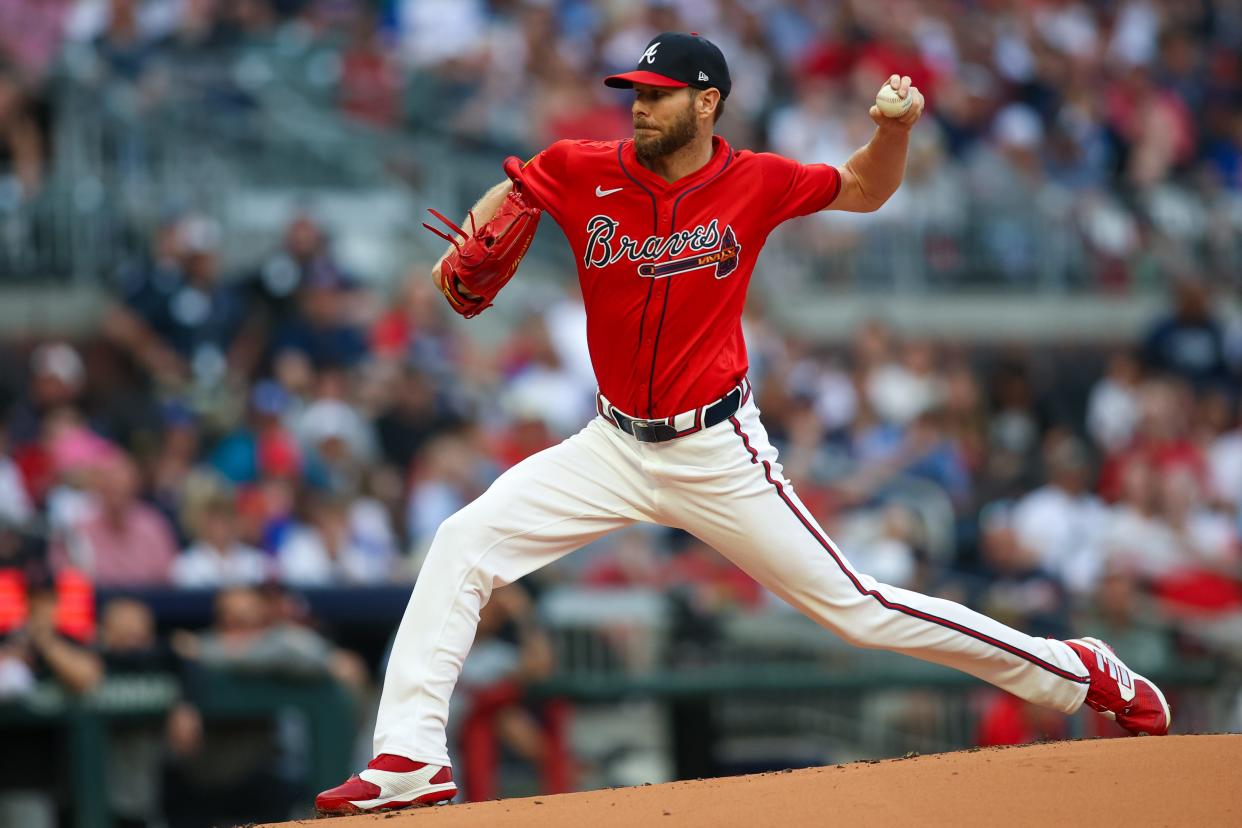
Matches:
[0,200,1237,638]
[1,0,1241,288]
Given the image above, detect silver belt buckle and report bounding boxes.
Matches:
[640,419,677,442]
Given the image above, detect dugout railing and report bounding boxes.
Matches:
[1,585,1230,826]
[0,654,1226,828]
[0,671,357,828]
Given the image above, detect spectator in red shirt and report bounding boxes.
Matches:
[339,10,401,128]
[53,453,178,587]
[370,269,473,392]
[1098,377,1208,503]
[7,343,87,503]
[534,68,631,145]
[661,537,764,613]
[976,691,1068,747]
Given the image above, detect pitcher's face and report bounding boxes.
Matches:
[631,85,699,162]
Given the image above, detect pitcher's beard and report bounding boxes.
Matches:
[634,105,698,163]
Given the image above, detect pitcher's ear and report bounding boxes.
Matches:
[698,88,720,118]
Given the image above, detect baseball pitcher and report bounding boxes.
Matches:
[316,32,1170,816]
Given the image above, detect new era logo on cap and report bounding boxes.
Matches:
[603,32,732,100]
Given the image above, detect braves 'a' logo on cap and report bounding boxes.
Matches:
[583,216,742,281]
[642,42,661,64]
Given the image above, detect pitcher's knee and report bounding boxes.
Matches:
[430,509,471,548]
[424,510,500,589]
[834,620,888,650]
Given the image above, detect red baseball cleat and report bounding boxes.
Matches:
[315,754,456,816]
[1066,637,1172,736]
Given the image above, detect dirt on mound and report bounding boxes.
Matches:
[267,734,1239,828]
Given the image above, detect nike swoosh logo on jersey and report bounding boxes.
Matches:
[595,186,623,197]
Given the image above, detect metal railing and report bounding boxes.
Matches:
[0,672,357,828]
[536,588,1232,770]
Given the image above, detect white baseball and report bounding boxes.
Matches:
[875,84,912,118]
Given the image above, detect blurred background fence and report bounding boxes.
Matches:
[2,582,1231,828]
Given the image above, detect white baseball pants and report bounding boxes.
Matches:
[373,394,1089,766]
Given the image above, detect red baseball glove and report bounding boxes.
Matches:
[423,157,542,318]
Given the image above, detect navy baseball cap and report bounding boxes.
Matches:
[605,32,731,100]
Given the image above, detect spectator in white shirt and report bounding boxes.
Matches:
[1012,433,1110,594]
[1102,463,1238,580]
[172,476,269,589]
[0,445,32,528]
[278,490,396,587]
[1086,350,1143,454]
[1206,399,1242,510]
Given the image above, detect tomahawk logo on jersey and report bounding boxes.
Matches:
[583,215,741,280]
[520,137,841,419]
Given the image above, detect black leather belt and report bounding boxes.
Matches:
[602,380,749,444]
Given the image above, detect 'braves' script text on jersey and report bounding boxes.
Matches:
[583,216,727,269]
[521,137,840,419]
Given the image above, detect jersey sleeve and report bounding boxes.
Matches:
[518,139,575,223]
[759,153,843,226]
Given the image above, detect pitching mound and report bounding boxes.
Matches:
[265,734,1239,827]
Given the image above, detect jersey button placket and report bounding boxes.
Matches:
[641,199,672,418]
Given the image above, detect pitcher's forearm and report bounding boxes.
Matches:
[829,75,924,213]
[841,124,911,212]
[432,180,513,278]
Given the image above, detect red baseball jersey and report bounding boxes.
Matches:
[520,136,840,419]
